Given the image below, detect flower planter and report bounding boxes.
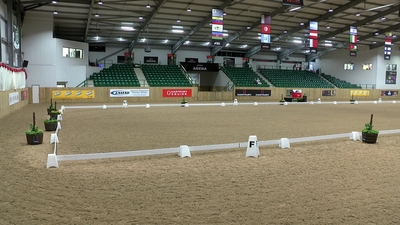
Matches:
[47,108,52,115]
[362,132,378,144]
[181,102,187,107]
[350,100,355,104]
[50,113,60,119]
[44,122,58,131]
[26,133,44,145]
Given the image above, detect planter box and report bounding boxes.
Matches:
[362,132,378,144]
[26,133,44,145]
[44,122,58,131]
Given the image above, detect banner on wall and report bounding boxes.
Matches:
[385,71,397,84]
[167,54,177,65]
[350,90,370,96]
[52,90,95,99]
[322,90,336,96]
[124,52,134,63]
[9,92,19,105]
[162,89,192,97]
[381,91,398,96]
[185,58,198,63]
[110,89,149,97]
[235,89,271,96]
[144,56,158,64]
[206,55,214,63]
[21,90,28,100]
[180,62,219,72]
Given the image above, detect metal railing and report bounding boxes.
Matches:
[223,81,234,92]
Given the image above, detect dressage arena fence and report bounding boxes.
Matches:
[46,100,400,168]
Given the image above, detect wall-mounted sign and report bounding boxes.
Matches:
[110,89,149,97]
[52,90,95,99]
[322,90,336,96]
[180,62,219,72]
[144,56,158,64]
[381,91,398,96]
[21,90,28,100]
[235,89,271,96]
[162,89,192,97]
[9,92,19,105]
[350,90,370,96]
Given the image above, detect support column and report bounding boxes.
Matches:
[6,0,13,66]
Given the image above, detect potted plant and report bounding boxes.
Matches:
[279,98,285,105]
[361,114,379,144]
[50,110,61,119]
[25,113,43,145]
[44,118,58,131]
[181,96,187,107]
[350,94,355,104]
[47,98,56,115]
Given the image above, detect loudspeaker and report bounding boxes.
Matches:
[23,60,29,68]
[144,46,151,53]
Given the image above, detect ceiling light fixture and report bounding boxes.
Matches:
[98,0,103,5]
[187,8,191,12]
[356,13,360,16]
[283,30,288,34]
[223,12,226,16]
[225,43,229,47]
[146,4,150,8]
[289,7,302,12]
[247,26,251,29]
[172,29,184,33]
[326,25,330,29]
[372,41,376,44]
[53,10,58,15]
[95,13,99,17]
[366,3,394,11]
[300,22,304,25]
[375,32,379,36]
[52,1,57,3]
[119,37,123,41]
[380,17,386,20]
[242,44,247,48]
[164,39,168,43]
[121,26,135,31]
[177,19,180,23]
[209,22,212,26]
[328,8,333,12]
[139,16,143,20]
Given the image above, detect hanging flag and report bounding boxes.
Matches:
[384,34,392,60]
[211,9,224,46]
[260,15,271,50]
[309,21,318,53]
[349,26,357,57]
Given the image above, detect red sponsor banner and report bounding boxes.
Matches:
[162,89,192,97]
[261,24,271,34]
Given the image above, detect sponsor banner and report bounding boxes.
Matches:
[52,90,95,99]
[261,43,271,50]
[21,90,28,100]
[185,58,198,63]
[322,90,336,96]
[144,56,158,64]
[110,89,150,97]
[180,62,219,72]
[162,89,192,97]
[385,71,397,84]
[350,90,370,97]
[9,92,19,105]
[381,90,398,96]
[260,24,271,34]
[235,89,271,97]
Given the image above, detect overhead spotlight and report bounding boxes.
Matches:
[177,19,180,23]
[328,8,333,12]
[95,13,99,17]
[380,17,386,20]
[372,41,376,44]
[223,12,226,16]
[247,26,251,29]
[375,32,379,36]
[119,37,123,41]
[52,1,57,3]
[283,30,288,34]
[356,13,360,16]
[146,4,150,8]
[209,22,212,25]
[98,0,103,5]
[53,10,58,15]
[300,22,304,25]
[226,43,229,47]
[186,8,191,12]
[326,25,330,29]
[139,16,143,20]
[332,36,336,39]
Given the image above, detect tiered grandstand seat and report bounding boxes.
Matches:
[141,65,192,87]
[221,67,269,87]
[320,73,362,89]
[259,69,334,88]
[92,64,140,87]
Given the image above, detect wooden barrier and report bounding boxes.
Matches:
[0,89,29,120]
[31,87,399,104]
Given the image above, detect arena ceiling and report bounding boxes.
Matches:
[21,0,400,60]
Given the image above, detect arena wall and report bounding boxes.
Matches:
[0,89,29,120]
[30,87,399,104]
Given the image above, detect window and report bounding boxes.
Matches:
[63,47,84,58]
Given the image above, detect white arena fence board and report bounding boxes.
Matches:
[47,101,399,168]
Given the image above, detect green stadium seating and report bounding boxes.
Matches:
[320,73,362,89]
[92,64,141,87]
[221,67,269,87]
[141,65,192,87]
[259,69,334,88]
